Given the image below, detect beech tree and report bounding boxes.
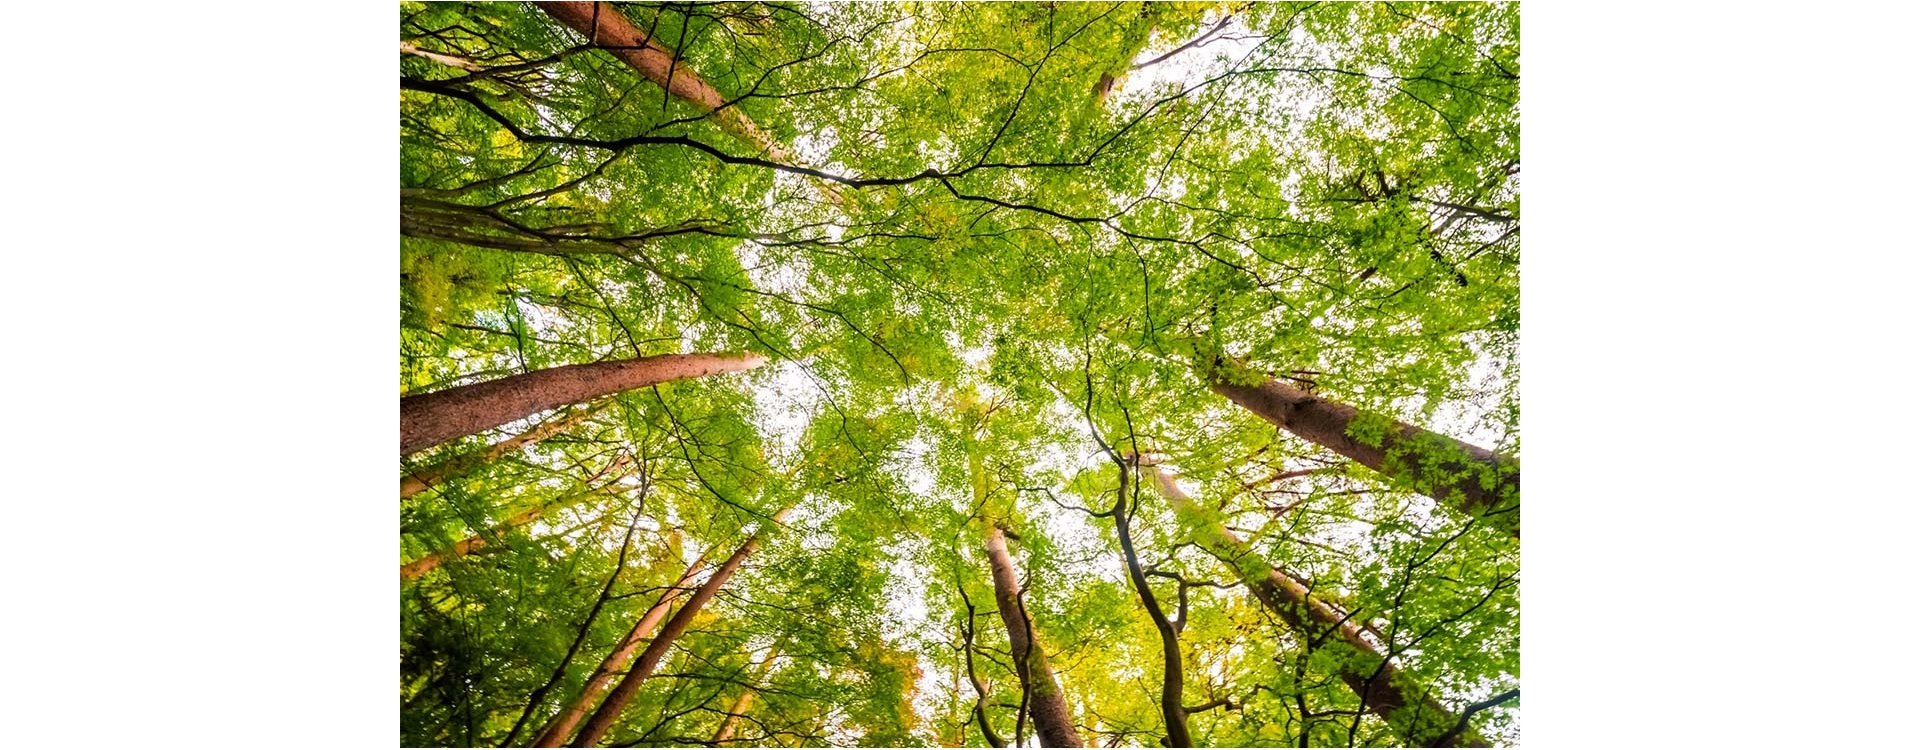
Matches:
[401,352,766,455]
[403,402,604,498]
[401,2,1519,746]
[1202,357,1520,538]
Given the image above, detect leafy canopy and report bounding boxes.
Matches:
[400,2,1518,746]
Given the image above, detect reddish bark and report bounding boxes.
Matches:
[567,506,794,748]
[984,525,1084,748]
[400,351,765,456]
[401,505,547,582]
[402,459,631,582]
[1209,374,1518,538]
[531,554,710,747]
[533,2,784,158]
[401,403,603,498]
[710,647,779,745]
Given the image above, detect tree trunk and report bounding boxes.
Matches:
[402,402,604,498]
[531,553,710,747]
[533,2,784,159]
[1110,464,1192,747]
[400,351,765,456]
[1207,372,1519,538]
[399,40,483,72]
[567,506,794,748]
[709,688,755,745]
[401,505,552,581]
[1142,465,1489,747]
[504,504,653,745]
[984,525,1084,748]
[710,647,779,745]
[402,458,631,582]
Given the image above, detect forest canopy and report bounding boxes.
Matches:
[399,2,1519,747]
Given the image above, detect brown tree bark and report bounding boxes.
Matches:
[531,2,851,208]
[710,647,779,745]
[400,351,765,456]
[1142,465,1490,747]
[1207,371,1519,538]
[504,503,654,745]
[984,525,1084,748]
[533,2,785,159]
[531,553,710,747]
[709,688,755,745]
[567,506,794,748]
[399,509,533,581]
[402,458,631,582]
[401,402,604,498]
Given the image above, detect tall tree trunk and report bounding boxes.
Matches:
[567,506,794,748]
[402,402,604,498]
[400,40,484,71]
[1206,369,1519,538]
[710,647,779,745]
[984,525,1084,748]
[1110,462,1193,747]
[504,502,654,745]
[533,2,784,160]
[531,553,710,747]
[400,351,764,455]
[1142,465,1490,747]
[531,2,849,207]
[402,458,631,582]
[399,513,524,581]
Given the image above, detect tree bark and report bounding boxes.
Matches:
[1207,372,1518,538]
[402,458,630,582]
[402,501,565,582]
[531,553,710,747]
[400,513,520,581]
[984,525,1084,748]
[1142,465,1490,747]
[709,687,755,745]
[710,647,779,745]
[400,351,765,456]
[567,506,793,748]
[401,402,604,498]
[1110,463,1193,747]
[400,40,484,72]
[533,2,785,160]
[505,503,653,745]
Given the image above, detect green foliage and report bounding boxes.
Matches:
[401,2,1519,746]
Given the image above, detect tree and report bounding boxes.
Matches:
[567,505,794,748]
[400,352,765,455]
[402,401,603,498]
[534,2,788,160]
[401,2,1520,745]
[1204,358,1520,538]
[709,646,781,745]
[1141,460,1488,747]
[403,452,632,581]
[530,552,709,747]
[984,524,1084,748]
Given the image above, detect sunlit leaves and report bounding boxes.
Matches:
[401,2,1518,746]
